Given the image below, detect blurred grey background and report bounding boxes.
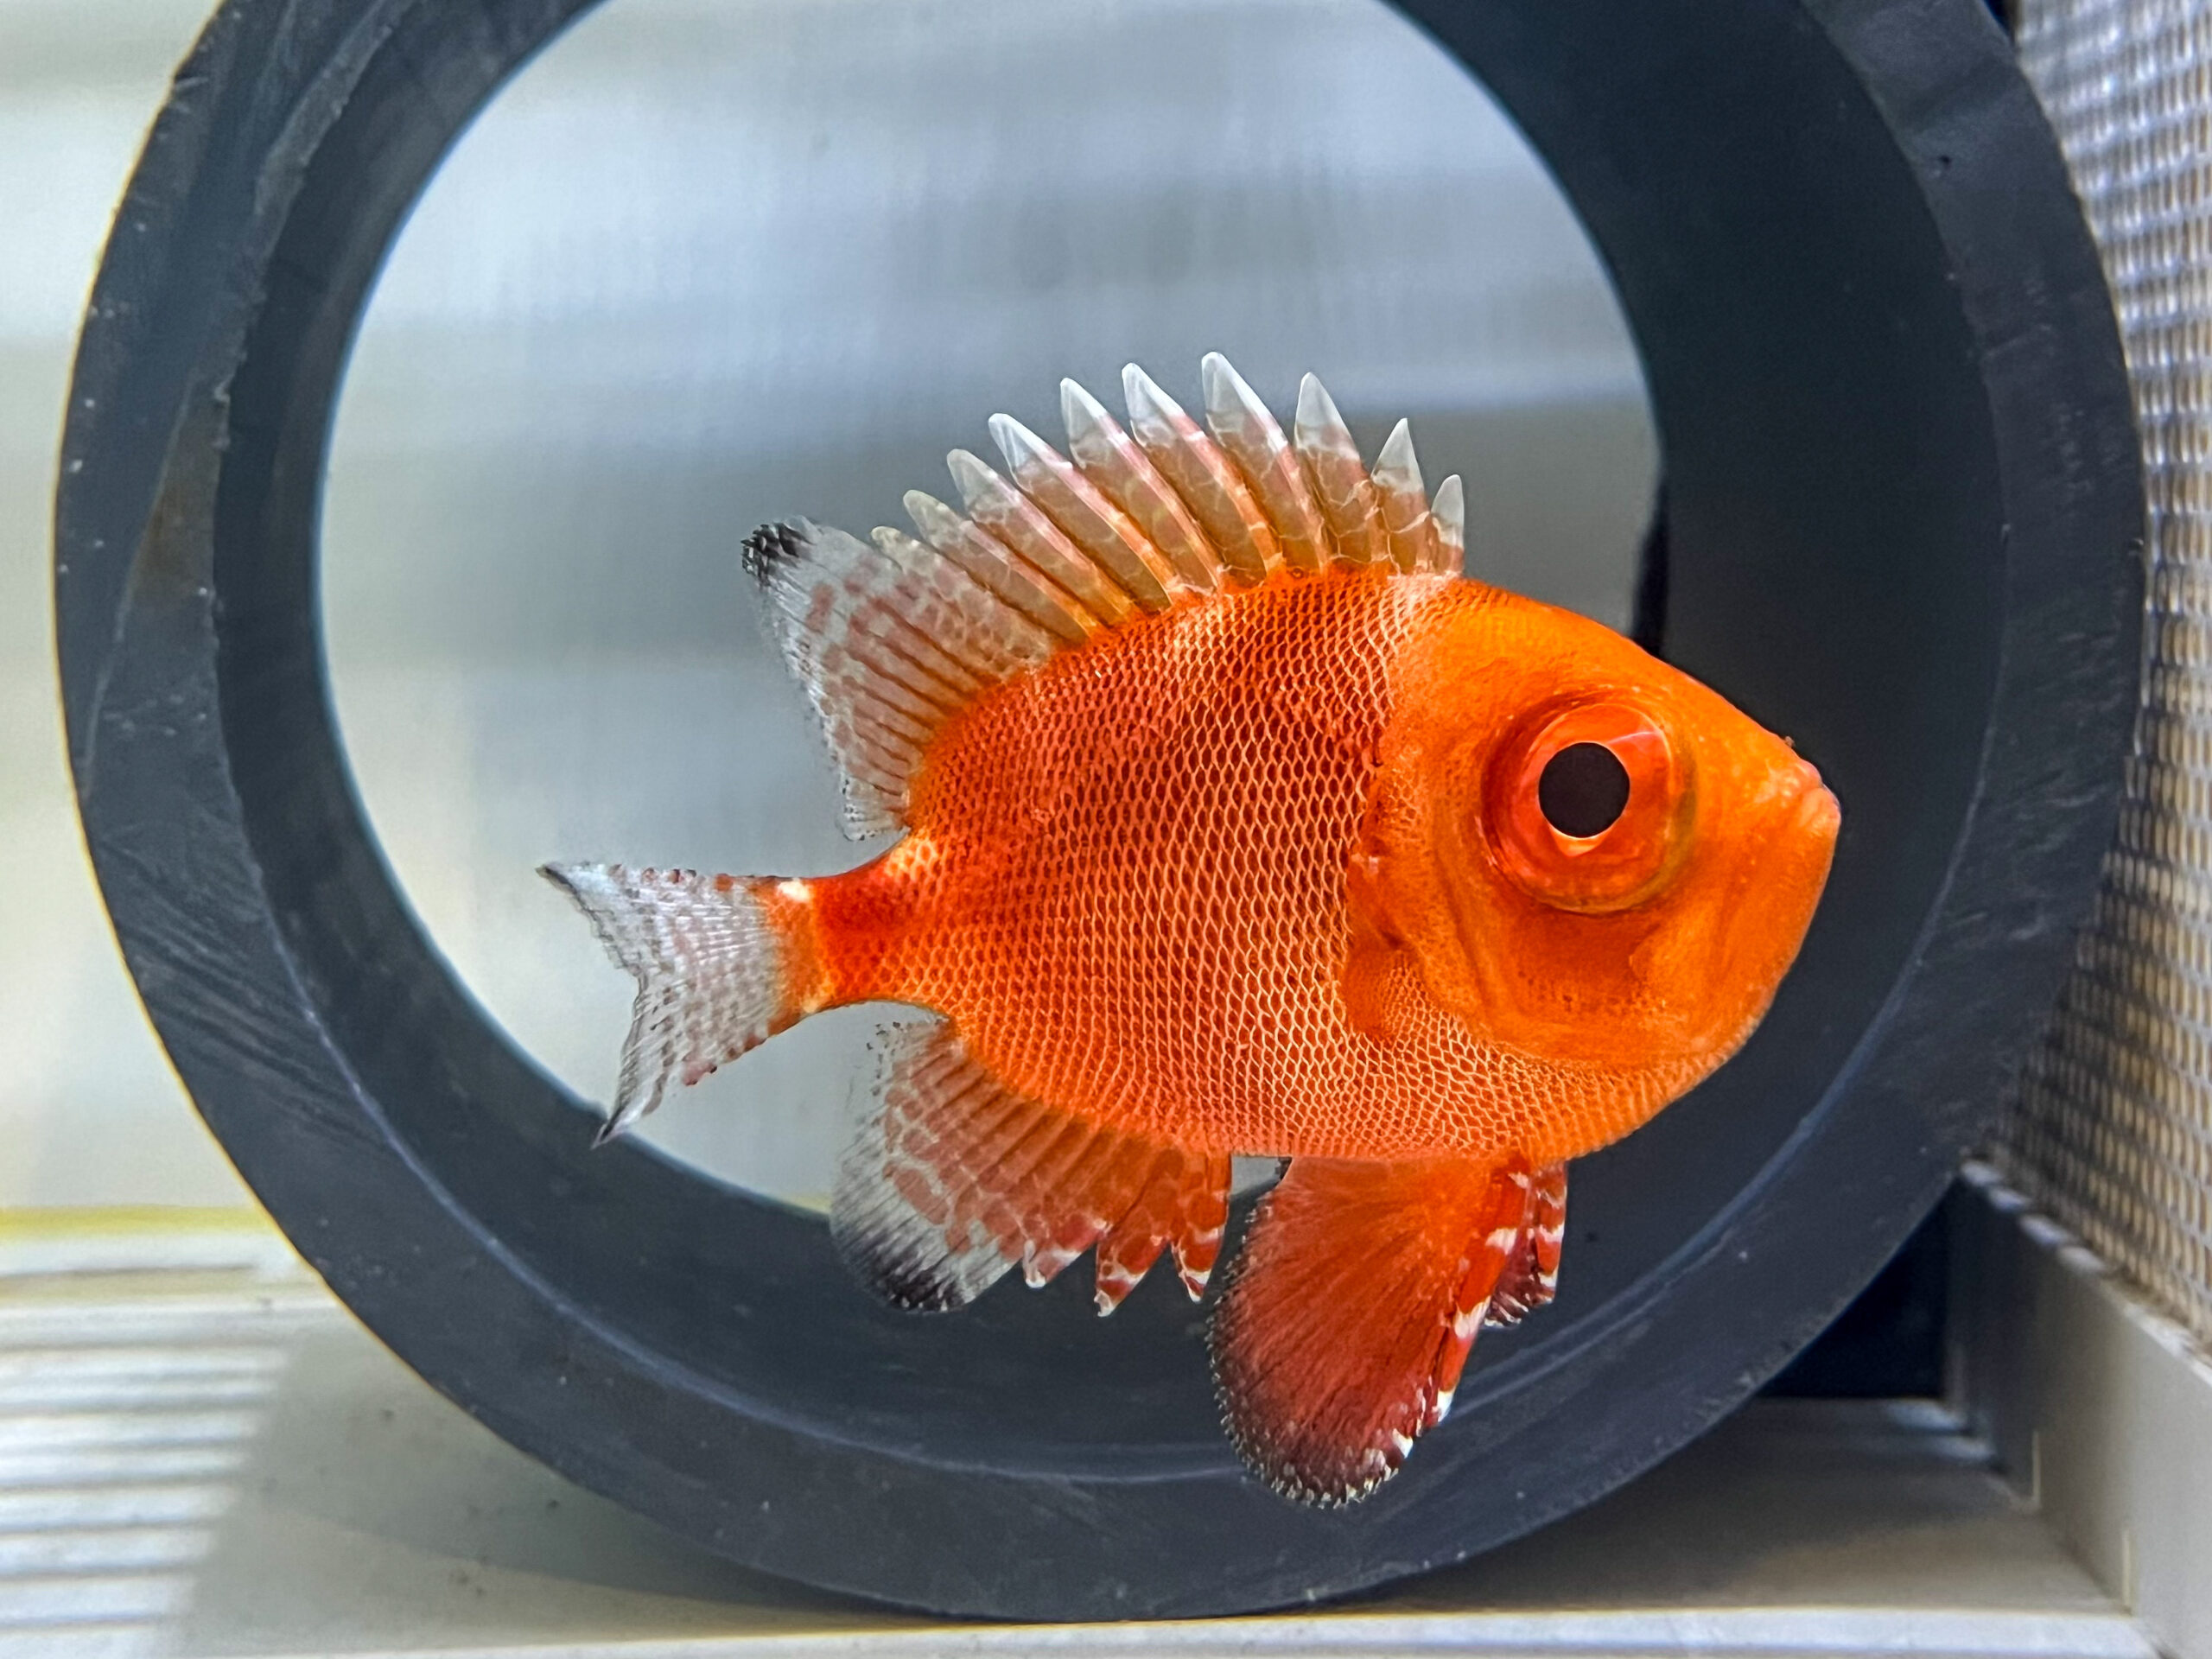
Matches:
[5,0,1655,1210]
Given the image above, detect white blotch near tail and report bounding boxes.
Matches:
[538,863,785,1144]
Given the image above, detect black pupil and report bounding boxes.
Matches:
[1537,742,1631,838]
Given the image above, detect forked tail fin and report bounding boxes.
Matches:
[539,863,804,1143]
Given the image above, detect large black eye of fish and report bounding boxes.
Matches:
[1537,741,1631,838]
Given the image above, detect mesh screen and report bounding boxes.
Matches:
[1992,0,2212,1350]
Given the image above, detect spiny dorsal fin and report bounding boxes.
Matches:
[746,359,1465,833]
[1122,362,1281,585]
[1203,353,1330,575]
[1293,373,1389,570]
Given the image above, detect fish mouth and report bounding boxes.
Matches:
[1744,763,1840,948]
[1767,755,1840,843]
[1669,761,1839,1069]
[1720,758,1839,948]
[1794,778,1841,841]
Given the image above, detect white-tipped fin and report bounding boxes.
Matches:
[833,1020,1230,1314]
[739,363,1468,840]
[905,488,1097,646]
[1199,353,1328,574]
[540,863,789,1143]
[945,449,1139,626]
[1122,363,1279,586]
[1293,373,1387,569]
[1060,378,1220,594]
[985,414,1178,611]
[1373,418,1441,575]
[1431,474,1465,577]
[866,525,1057,686]
[1486,1162,1566,1327]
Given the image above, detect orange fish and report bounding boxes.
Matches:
[545,354,1840,1503]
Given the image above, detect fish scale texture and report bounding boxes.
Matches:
[848,570,1682,1164]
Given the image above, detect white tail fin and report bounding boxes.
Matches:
[539,863,790,1144]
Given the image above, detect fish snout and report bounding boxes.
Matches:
[1782,757,1840,844]
[1797,780,1842,842]
[1742,756,1840,947]
[1735,752,1839,907]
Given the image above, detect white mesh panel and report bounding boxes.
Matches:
[1993,0,2212,1349]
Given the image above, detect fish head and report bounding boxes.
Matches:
[1366,588,1840,1091]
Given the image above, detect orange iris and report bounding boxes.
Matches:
[1485,699,1690,914]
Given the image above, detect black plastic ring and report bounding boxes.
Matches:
[56,0,2141,1620]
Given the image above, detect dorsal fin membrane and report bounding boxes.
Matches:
[1122,364,1281,587]
[945,449,1141,628]
[747,359,1465,833]
[905,489,1097,645]
[868,526,1055,687]
[1060,379,1222,594]
[1432,474,1466,579]
[1293,374,1386,570]
[1374,418,1443,575]
[1201,354,1329,575]
[744,520,1052,836]
[988,414,1179,610]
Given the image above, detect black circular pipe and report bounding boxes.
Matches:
[55,0,2141,1620]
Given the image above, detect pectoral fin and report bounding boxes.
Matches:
[1341,839,1415,1043]
[1209,1154,1541,1504]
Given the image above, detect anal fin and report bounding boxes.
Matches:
[1094,1146,1232,1313]
[1209,1154,1539,1505]
[832,1021,1229,1313]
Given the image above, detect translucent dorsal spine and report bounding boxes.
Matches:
[1060,378,1221,594]
[946,449,1140,626]
[1292,374,1387,570]
[1372,418,1442,575]
[904,489,1097,645]
[1122,363,1279,588]
[1431,474,1466,578]
[987,413,1180,610]
[745,362,1471,841]
[1198,353,1329,575]
[868,526,1057,686]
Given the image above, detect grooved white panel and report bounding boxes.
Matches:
[0,1230,2149,1657]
